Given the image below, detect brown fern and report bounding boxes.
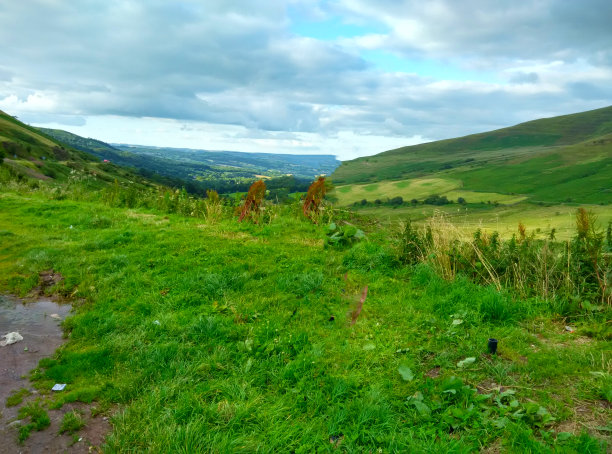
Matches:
[239,180,266,222]
[302,176,327,222]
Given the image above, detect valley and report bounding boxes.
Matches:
[0,107,610,452]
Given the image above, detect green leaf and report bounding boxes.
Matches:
[353,229,366,239]
[457,357,476,368]
[411,400,431,416]
[493,417,509,429]
[556,432,572,441]
[398,365,414,381]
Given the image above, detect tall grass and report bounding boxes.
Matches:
[395,210,612,309]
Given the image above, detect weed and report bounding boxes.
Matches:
[17,401,50,442]
[59,410,86,434]
[6,388,30,407]
[325,222,365,248]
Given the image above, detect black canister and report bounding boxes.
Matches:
[488,338,498,354]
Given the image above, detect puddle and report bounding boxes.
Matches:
[0,294,70,407]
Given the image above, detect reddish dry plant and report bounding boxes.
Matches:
[238,180,266,222]
[349,285,368,326]
[302,176,327,221]
[518,221,526,241]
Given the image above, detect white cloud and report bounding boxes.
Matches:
[0,0,610,160]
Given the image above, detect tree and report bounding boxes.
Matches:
[390,196,404,206]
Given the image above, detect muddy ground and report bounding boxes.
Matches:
[0,295,110,453]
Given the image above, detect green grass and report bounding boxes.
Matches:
[17,401,51,442]
[6,388,31,407]
[59,410,86,435]
[0,190,609,451]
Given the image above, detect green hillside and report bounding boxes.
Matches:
[0,110,149,188]
[333,106,612,204]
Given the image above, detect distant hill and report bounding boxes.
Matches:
[332,105,612,204]
[38,128,340,191]
[0,110,147,187]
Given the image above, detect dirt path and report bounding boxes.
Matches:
[0,295,110,453]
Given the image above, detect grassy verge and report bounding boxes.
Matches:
[0,191,610,452]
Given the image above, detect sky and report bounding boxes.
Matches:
[1,0,611,160]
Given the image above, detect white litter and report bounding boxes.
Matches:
[50,313,61,320]
[153,320,161,325]
[52,384,66,391]
[0,332,23,347]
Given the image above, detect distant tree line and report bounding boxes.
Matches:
[353,194,468,208]
[133,167,312,199]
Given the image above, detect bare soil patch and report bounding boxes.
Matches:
[0,295,111,453]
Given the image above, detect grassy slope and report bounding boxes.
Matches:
[332,106,612,204]
[0,191,609,452]
[0,110,149,188]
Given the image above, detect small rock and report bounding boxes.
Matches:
[7,420,21,428]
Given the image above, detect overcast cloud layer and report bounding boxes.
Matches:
[1,0,611,159]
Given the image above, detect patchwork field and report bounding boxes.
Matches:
[335,177,528,207]
[354,202,612,240]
